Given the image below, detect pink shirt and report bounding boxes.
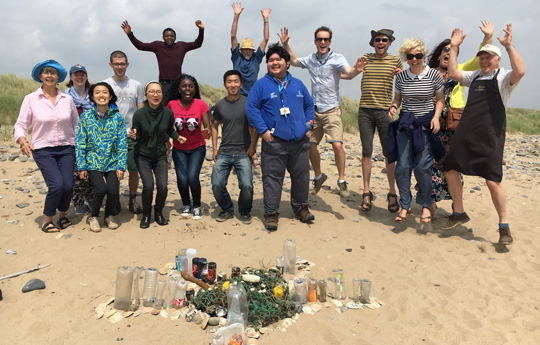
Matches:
[14,88,79,150]
[167,98,209,151]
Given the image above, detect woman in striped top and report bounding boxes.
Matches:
[387,38,444,223]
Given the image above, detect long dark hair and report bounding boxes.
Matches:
[168,74,201,101]
[89,82,117,106]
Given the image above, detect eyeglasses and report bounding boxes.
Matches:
[374,38,389,43]
[406,53,424,60]
[147,90,162,95]
[443,47,451,52]
[315,37,330,42]
[112,63,127,67]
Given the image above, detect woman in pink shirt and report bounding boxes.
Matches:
[14,60,79,233]
[166,74,210,220]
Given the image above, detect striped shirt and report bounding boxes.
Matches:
[360,54,402,109]
[395,66,444,117]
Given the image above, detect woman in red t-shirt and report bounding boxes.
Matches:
[166,74,210,220]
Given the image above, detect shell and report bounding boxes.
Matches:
[159,262,176,275]
[122,311,134,318]
[346,302,361,309]
[311,303,323,312]
[259,327,268,334]
[160,310,169,318]
[108,312,123,324]
[133,310,142,317]
[104,308,116,319]
[245,328,260,339]
[242,274,261,283]
[332,299,343,307]
[302,306,313,314]
[170,310,181,320]
[95,303,108,319]
[151,309,161,315]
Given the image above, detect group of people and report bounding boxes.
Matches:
[14,4,524,245]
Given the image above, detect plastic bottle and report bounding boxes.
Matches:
[153,280,167,309]
[141,267,158,307]
[318,279,327,302]
[174,279,188,308]
[186,248,197,274]
[306,120,314,130]
[130,266,144,311]
[226,283,249,326]
[294,278,308,304]
[333,268,346,299]
[307,278,318,302]
[176,249,187,272]
[276,256,285,275]
[164,276,178,309]
[352,277,362,303]
[360,279,372,304]
[283,239,296,275]
[114,266,133,311]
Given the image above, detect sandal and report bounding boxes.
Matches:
[429,203,438,219]
[41,221,60,233]
[57,216,72,230]
[420,207,432,223]
[361,191,374,211]
[387,193,399,213]
[395,208,412,223]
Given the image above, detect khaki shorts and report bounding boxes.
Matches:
[310,106,343,144]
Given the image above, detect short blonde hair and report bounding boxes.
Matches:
[398,38,428,61]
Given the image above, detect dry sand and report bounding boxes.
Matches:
[1,133,540,345]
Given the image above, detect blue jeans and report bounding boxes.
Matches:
[32,145,75,217]
[395,129,433,209]
[211,153,253,214]
[172,146,206,208]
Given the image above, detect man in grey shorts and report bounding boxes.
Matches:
[346,29,402,212]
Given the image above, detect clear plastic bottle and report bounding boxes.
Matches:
[318,279,327,302]
[333,268,346,299]
[153,280,167,309]
[130,266,144,311]
[226,283,249,326]
[142,267,158,307]
[186,248,197,274]
[164,276,178,309]
[283,239,296,275]
[294,278,308,304]
[114,266,133,311]
[360,279,372,304]
[176,249,187,272]
[352,277,362,303]
[276,256,285,275]
[174,279,188,308]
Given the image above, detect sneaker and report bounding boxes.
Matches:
[216,211,234,222]
[129,198,143,214]
[296,203,315,223]
[104,216,119,230]
[88,216,101,233]
[240,213,252,225]
[192,207,202,220]
[180,205,192,218]
[310,173,328,195]
[337,180,350,198]
[264,212,279,231]
[440,212,470,230]
[498,227,513,245]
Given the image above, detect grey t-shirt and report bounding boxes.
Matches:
[102,77,144,133]
[213,95,250,154]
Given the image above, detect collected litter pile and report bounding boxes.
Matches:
[94,240,385,344]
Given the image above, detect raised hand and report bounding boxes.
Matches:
[261,8,271,20]
[479,20,494,38]
[497,23,513,48]
[195,20,204,29]
[354,57,368,73]
[278,27,290,45]
[232,2,244,16]
[450,28,467,47]
[121,20,132,35]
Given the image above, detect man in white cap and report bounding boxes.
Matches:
[438,24,525,245]
[230,2,271,96]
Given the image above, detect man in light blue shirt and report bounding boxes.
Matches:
[279,26,365,198]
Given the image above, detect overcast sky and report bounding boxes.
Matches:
[1,0,538,109]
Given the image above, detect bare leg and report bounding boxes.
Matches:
[485,180,507,223]
[362,156,372,193]
[309,143,321,178]
[445,169,464,213]
[332,141,346,181]
[385,158,396,194]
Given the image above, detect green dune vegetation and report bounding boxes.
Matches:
[1,74,539,136]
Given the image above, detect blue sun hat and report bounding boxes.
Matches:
[31,59,68,83]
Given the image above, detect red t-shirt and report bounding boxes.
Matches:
[167,98,209,151]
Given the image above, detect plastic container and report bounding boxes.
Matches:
[283,239,296,275]
[294,278,308,304]
[308,278,318,302]
[130,266,144,311]
[352,277,362,302]
[226,283,249,326]
[318,279,327,302]
[360,279,372,304]
[186,248,197,274]
[211,323,245,345]
[276,256,285,275]
[176,249,187,272]
[164,276,178,309]
[174,279,188,308]
[141,267,158,307]
[333,268,346,299]
[153,280,167,309]
[114,266,133,311]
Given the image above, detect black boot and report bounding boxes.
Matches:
[154,207,168,226]
[140,213,151,229]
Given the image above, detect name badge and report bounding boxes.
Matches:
[280,107,290,116]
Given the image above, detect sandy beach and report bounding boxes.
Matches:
[1,132,539,345]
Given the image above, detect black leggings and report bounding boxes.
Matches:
[88,170,119,217]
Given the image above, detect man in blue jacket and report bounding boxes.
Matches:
[246,43,315,231]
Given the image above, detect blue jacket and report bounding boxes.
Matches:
[246,72,314,142]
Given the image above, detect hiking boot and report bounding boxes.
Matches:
[180,205,192,218]
[88,216,101,233]
[129,198,143,214]
[296,203,315,223]
[104,216,119,230]
[440,212,470,230]
[264,212,279,231]
[337,180,350,198]
[310,173,328,195]
[240,213,252,225]
[192,207,202,220]
[216,211,234,222]
[498,227,513,245]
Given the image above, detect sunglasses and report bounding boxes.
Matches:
[315,37,330,42]
[443,47,451,52]
[375,38,389,43]
[406,53,424,60]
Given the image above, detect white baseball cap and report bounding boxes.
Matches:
[477,44,501,58]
